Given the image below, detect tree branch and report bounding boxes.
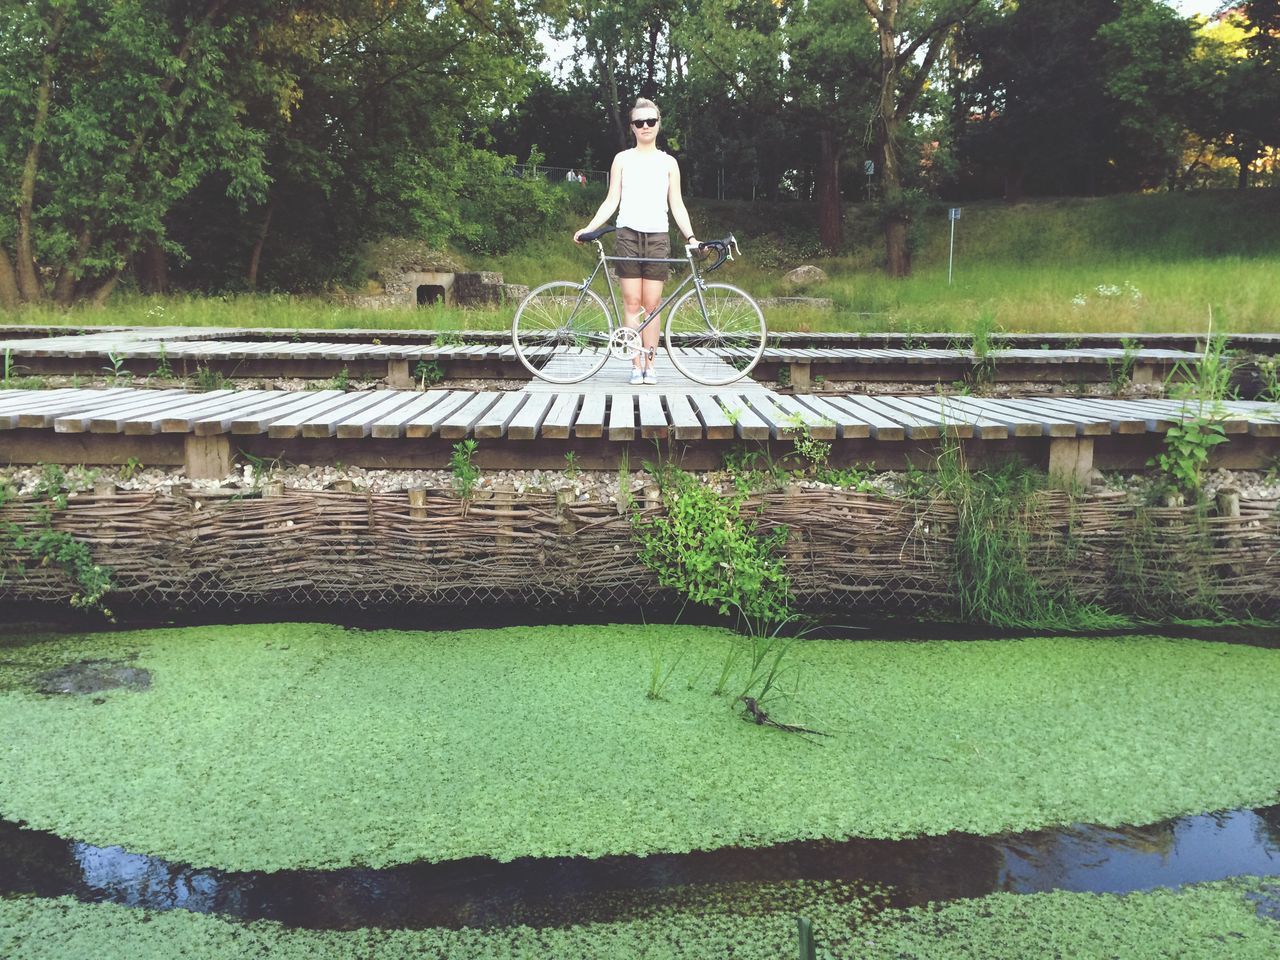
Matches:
[16,11,67,303]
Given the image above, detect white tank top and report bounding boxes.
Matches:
[616,149,670,233]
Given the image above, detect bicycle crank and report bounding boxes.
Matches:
[608,327,642,361]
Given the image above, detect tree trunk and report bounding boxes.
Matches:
[815,130,843,253]
[52,227,93,306]
[247,197,275,290]
[0,248,20,310]
[885,217,911,276]
[871,9,911,277]
[138,240,169,294]
[602,48,627,150]
[1236,152,1252,190]
[16,14,65,304]
[90,270,122,307]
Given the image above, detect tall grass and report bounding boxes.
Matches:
[3,190,1277,335]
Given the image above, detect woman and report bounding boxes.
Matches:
[574,98,698,385]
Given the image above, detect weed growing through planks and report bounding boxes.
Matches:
[782,413,833,477]
[1107,337,1141,395]
[616,446,633,514]
[1255,356,1280,404]
[449,440,480,501]
[154,344,173,379]
[777,365,791,388]
[1151,319,1235,500]
[414,359,443,388]
[328,366,351,391]
[563,450,580,479]
[102,352,131,384]
[120,457,144,482]
[193,365,226,392]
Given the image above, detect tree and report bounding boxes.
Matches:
[787,0,879,252]
[861,0,982,276]
[0,0,290,307]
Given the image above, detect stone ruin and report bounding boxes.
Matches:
[348,253,529,311]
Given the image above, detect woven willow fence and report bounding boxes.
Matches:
[1,486,1278,616]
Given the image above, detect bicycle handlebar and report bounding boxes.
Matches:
[575,225,740,272]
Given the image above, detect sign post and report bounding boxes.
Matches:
[947,207,961,285]
[864,160,875,201]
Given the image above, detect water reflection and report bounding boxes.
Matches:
[1,806,1277,930]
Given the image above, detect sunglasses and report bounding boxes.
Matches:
[631,117,659,128]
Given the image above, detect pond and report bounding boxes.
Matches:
[0,619,1277,957]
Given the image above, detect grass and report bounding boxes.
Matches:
[1,191,1277,335]
[2,877,1278,958]
[0,623,1278,872]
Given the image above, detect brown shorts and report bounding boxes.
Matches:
[614,227,671,281]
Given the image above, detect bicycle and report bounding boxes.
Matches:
[511,226,767,386]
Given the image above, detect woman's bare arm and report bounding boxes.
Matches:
[667,157,697,244]
[574,153,625,241]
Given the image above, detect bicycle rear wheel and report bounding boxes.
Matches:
[664,283,767,386]
[512,282,612,384]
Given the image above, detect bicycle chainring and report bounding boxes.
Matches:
[608,327,642,361]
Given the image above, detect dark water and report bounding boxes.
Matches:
[1,806,1277,930]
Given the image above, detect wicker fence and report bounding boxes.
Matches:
[2,486,1278,617]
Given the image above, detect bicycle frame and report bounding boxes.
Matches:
[579,241,711,339]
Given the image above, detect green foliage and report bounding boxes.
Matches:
[1,625,1279,871]
[1151,332,1235,498]
[1108,337,1141,394]
[414,359,443,388]
[449,440,480,501]
[192,365,226,392]
[153,344,173,380]
[563,451,580,479]
[633,463,791,623]
[0,467,113,615]
[327,366,350,391]
[102,353,130,384]
[927,444,1121,629]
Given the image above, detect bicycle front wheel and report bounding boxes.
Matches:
[664,283,767,386]
[512,281,612,384]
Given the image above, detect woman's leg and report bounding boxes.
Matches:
[619,277,645,369]
[640,278,664,369]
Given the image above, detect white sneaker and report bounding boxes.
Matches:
[629,368,644,385]
[643,368,657,385]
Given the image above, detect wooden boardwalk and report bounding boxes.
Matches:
[0,327,1206,387]
[7,324,1278,353]
[3,386,1278,481]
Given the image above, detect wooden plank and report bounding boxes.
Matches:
[988,396,1111,437]
[334,391,424,439]
[637,393,668,440]
[944,396,1061,437]
[608,393,637,441]
[766,394,838,439]
[541,393,581,439]
[5,389,140,429]
[1128,398,1251,434]
[53,389,189,433]
[890,395,1001,440]
[506,393,555,440]
[575,394,606,438]
[664,393,703,440]
[438,392,502,439]
[369,391,455,439]
[716,393,770,441]
[474,392,528,439]
[267,392,372,439]
[787,394,871,439]
[1021,397,1124,435]
[403,391,477,438]
[689,394,734,440]
[1044,397,1155,433]
[119,389,248,435]
[179,391,303,435]
[817,395,906,441]
[840,396,942,440]
[297,392,388,438]
[227,390,345,435]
